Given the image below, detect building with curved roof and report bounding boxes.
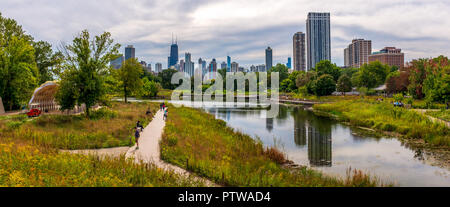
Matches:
[28,81,60,112]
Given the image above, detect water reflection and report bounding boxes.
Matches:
[292,107,332,166]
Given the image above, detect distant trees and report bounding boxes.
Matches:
[141,77,162,98]
[315,60,341,82]
[56,30,120,116]
[117,58,144,103]
[158,68,179,90]
[337,74,352,95]
[0,12,39,110]
[352,61,390,89]
[313,74,336,96]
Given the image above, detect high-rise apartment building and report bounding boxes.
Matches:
[231,62,239,72]
[344,39,372,68]
[265,47,273,71]
[256,64,266,72]
[221,62,227,70]
[369,47,405,68]
[293,32,306,71]
[184,53,194,77]
[110,55,124,69]
[125,45,135,60]
[155,63,162,73]
[306,12,331,70]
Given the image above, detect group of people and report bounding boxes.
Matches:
[133,102,168,150]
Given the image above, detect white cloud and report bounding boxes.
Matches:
[1,0,449,68]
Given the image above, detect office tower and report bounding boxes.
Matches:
[344,39,372,68]
[265,47,273,71]
[184,52,194,77]
[293,32,306,71]
[110,55,124,69]
[256,64,266,72]
[227,56,231,72]
[125,45,135,61]
[287,57,292,69]
[250,65,256,72]
[179,59,185,72]
[168,37,179,68]
[208,59,217,79]
[369,47,405,68]
[155,63,162,73]
[238,67,245,72]
[221,62,227,70]
[140,61,147,68]
[147,63,152,72]
[230,62,239,72]
[306,12,331,70]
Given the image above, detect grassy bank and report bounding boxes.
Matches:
[0,140,203,187]
[313,99,449,147]
[426,110,450,122]
[160,106,387,187]
[0,102,157,150]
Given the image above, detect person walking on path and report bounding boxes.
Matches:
[163,108,168,120]
[134,127,141,150]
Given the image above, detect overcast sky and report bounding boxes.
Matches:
[1,0,449,68]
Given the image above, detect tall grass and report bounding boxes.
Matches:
[0,140,204,187]
[313,99,450,147]
[0,102,157,150]
[160,106,387,187]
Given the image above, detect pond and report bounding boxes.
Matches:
[159,100,450,186]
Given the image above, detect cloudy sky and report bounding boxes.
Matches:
[1,0,449,68]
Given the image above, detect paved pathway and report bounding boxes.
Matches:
[125,109,217,186]
[414,109,450,128]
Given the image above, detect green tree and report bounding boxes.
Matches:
[337,74,352,95]
[314,74,336,96]
[118,58,144,103]
[158,68,179,90]
[314,60,341,81]
[352,61,390,89]
[56,30,120,117]
[407,59,428,99]
[422,56,450,103]
[268,64,289,86]
[33,41,64,84]
[0,13,38,110]
[142,77,162,98]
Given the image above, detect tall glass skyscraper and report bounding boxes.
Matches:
[227,56,231,72]
[125,45,135,60]
[306,12,331,70]
[168,43,178,68]
[265,47,273,71]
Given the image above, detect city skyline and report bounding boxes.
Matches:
[2,0,449,69]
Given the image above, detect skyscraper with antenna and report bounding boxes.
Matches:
[168,34,179,68]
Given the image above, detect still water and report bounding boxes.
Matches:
[163,100,450,187]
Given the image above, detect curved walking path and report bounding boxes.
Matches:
[125,109,218,187]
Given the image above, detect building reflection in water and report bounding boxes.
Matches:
[266,118,273,132]
[292,107,332,167]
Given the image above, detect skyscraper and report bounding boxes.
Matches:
[231,62,239,72]
[168,37,178,68]
[227,56,231,72]
[184,52,194,77]
[125,45,135,60]
[155,63,162,73]
[221,62,227,70]
[287,57,292,69]
[293,32,306,71]
[306,12,331,70]
[265,47,273,71]
[344,39,372,68]
[208,59,217,80]
[110,55,124,69]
